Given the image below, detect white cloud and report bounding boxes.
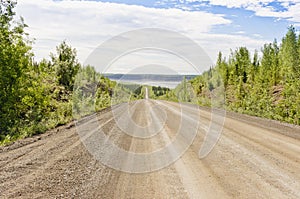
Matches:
[204,0,300,23]
[16,0,268,73]
[253,33,263,38]
[193,33,268,62]
[208,0,273,8]
[17,0,230,61]
[235,31,246,34]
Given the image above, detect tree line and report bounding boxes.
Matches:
[0,1,119,144]
[185,26,299,125]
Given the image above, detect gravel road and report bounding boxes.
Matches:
[0,100,299,198]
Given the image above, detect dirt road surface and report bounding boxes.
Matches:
[0,100,300,198]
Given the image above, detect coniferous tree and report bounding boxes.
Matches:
[279,26,299,82]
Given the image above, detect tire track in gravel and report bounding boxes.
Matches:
[0,100,299,198]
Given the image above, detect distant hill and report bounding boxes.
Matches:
[103,74,197,82]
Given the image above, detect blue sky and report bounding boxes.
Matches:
[16,0,300,74]
[97,0,296,39]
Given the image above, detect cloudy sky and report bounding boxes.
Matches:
[16,0,300,74]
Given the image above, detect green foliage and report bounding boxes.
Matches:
[0,0,34,141]
[260,40,279,87]
[72,67,140,118]
[120,83,143,99]
[152,86,170,98]
[174,26,299,125]
[51,41,80,91]
[0,1,123,144]
[279,26,299,81]
[73,67,112,117]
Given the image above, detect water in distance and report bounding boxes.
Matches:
[104,74,197,89]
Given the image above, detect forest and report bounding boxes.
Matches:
[172,26,300,125]
[0,0,299,145]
